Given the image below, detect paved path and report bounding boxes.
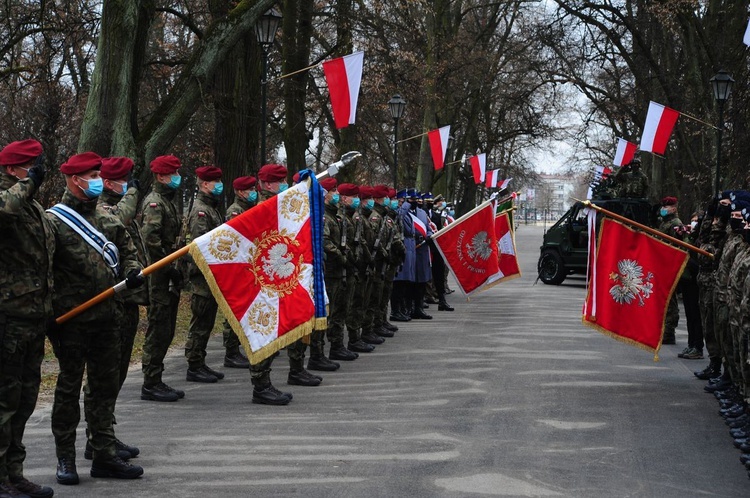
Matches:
[21,226,749,497]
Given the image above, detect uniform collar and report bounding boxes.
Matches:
[154,181,176,199]
[61,188,99,214]
[197,191,218,207]
[100,188,123,206]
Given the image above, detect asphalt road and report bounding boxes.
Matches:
[20,225,749,497]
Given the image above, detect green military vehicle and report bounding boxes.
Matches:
[537,198,653,285]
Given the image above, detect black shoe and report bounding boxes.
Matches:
[9,476,53,498]
[56,456,79,485]
[288,369,322,386]
[375,326,395,338]
[348,341,375,353]
[438,301,454,311]
[694,363,721,380]
[425,297,439,304]
[201,365,224,380]
[390,312,411,322]
[662,334,676,345]
[224,352,250,368]
[163,382,185,399]
[308,355,340,371]
[742,453,750,464]
[90,456,143,479]
[383,321,398,332]
[84,440,131,461]
[252,385,293,405]
[0,481,30,498]
[704,380,732,393]
[141,383,179,402]
[422,303,430,309]
[361,331,385,345]
[329,346,358,361]
[411,310,433,320]
[115,438,139,458]
[186,368,218,383]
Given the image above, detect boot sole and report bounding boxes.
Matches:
[56,475,80,485]
[330,355,357,361]
[140,394,179,402]
[90,468,143,479]
[252,397,291,405]
[224,362,250,368]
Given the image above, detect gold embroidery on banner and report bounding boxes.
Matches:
[247,230,304,298]
[248,301,278,336]
[207,229,242,261]
[280,188,309,224]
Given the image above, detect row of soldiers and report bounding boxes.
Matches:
[0,138,457,497]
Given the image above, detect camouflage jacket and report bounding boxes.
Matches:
[715,229,744,305]
[740,260,750,337]
[0,174,55,319]
[369,204,391,264]
[323,202,345,278]
[225,194,255,221]
[139,182,181,263]
[356,206,375,275]
[99,188,149,305]
[187,191,223,296]
[47,189,141,324]
[614,168,649,198]
[386,209,406,266]
[727,243,750,328]
[341,205,366,277]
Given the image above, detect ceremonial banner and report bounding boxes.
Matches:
[494,211,521,282]
[432,201,501,295]
[189,172,327,364]
[640,101,679,155]
[613,138,637,166]
[469,153,486,184]
[582,217,688,356]
[428,125,451,170]
[322,51,364,129]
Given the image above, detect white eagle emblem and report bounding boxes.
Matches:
[465,231,493,261]
[609,259,654,306]
[262,243,295,280]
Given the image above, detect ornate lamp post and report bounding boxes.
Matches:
[388,94,407,187]
[254,8,282,165]
[710,70,734,194]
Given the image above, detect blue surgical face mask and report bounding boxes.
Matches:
[330,193,340,206]
[112,181,127,196]
[350,197,361,209]
[80,177,103,198]
[449,210,455,217]
[278,183,289,193]
[167,174,181,189]
[392,199,400,210]
[211,181,224,196]
[247,191,258,203]
[659,208,668,217]
[365,199,375,210]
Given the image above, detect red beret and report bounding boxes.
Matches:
[150,155,181,174]
[0,139,43,167]
[233,175,256,190]
[196,166,222,181]
[292,172,301,184]
[387,188,397,198]
[372,184,390,198]
[661,196,678,206]
[319,178,337,191]
[338,183,359,197]
[100,157,134,180]
[359,186,374,200]
[258,163,288,182]
[60,152,102,175]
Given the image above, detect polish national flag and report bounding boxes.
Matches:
[498,178,511,191]
[411,213,428,238]
[428,125,451,170]
[485,169,500,188]
[640,101,679,155]
[322,51,364,129]
[613,138,638,166]
[469,153,486,184]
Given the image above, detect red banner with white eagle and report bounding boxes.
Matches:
[493,211,521,283]
[188,180,325,364]
[582,217,688,357]
[431,200,502,295]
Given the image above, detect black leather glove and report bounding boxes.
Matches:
[45,317,61,349]
[167,265,183,286]
[27,157,46,188]
[127,176,140,191]
[126,269,145,289]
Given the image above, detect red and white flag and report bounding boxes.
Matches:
[493,211,521,283]
[498,178,511,191]
[469,153,486,184]
[587,166,613,199]
[432,201,501,295]
[411,213,428,238]
[613,138,637,166]
[640,101,679,155]
[582,217,688,357]
[189,180,326,364]
[322,51,364,129]
[428,125,451,170]
[485,169,499,188]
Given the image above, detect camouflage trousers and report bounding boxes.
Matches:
[142,274,179,386]
[250,356,274,387]
[323,276,346,348]
[363,275,385,333]
[380,267,397,326]
[52,322,119,461]
[0,317,44,481]
[664,294,679,338]
[714,296,733,375]
[221,319,241,354]
[697,272,719,359]
[346,272,370,343]
[185,293,218,370]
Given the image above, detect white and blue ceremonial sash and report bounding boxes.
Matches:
[47,204,120,276]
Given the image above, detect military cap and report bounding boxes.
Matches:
[434,194,445,203]
[731,198,750,213]
[388,188,397,198]
[150,155,181,174]
[196,166,222,181]
[0,139,43,166]
[729,190,750,204]
[396,189,407,199]
[233,175,256,190]
[292,172,301,184]
[258,163,287,182]
[660,196,678,206]
[421,191,434,201]
[359,186,374,200]
[100,157,134,180]
[338,183,359,197]
[372,184,390,198]
[406,188,418,199]
[319,177,337,191]
[60,152,102,175]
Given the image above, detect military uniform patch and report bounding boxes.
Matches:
[198,211,205,217]
[149,202,157,208]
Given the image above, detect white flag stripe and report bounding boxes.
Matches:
[276,181,310,236]
[344,52,364,124]
[193,225,256,265]
[744,18,750,46]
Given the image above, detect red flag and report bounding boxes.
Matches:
[494,212,521,282]
[432,201,501,295]
[469,153,486,184]
[322,51,364,129]
[640,101,679,155]
[485,169,499,188]
[428,125,451,170]
[613,138,637,166]
[582,217,688,356]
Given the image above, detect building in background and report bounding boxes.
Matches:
[518,173,581,223]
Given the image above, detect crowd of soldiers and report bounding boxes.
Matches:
[0,138,458,497]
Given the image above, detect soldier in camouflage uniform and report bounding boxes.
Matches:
[47,152,144,484]
[362,185,395,339]
[219,176,257,369]
[0,140,55,498]
[379,188,405,333]
[724,197,750,396]
[657,196,682,344]
[184,166,226,383]
[139,155,185,402]
[737,211,750,421]
[613,158,649,198]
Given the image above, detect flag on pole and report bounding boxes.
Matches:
[322,51,364,129]
[582,216,688,357]
[498,178,511,191]
[744,18,750,46]
[431,200,501,295]
[485,169,500,188]
[428,125,451,170]
[640,101,679,155]
[494,211,521,283]
[469,153,486,184]
[613,138,638,166]
[188,172,327,364]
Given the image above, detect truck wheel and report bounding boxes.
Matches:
[538,250,566,285]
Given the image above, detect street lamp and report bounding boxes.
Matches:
[255,8,282,166]
[710,69,734,194]
[388,94,407,187]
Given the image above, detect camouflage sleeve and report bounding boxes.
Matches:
[0,178,35,225]
[323,219,344,265]
[140,200,166,261]
[189,209,211,239]
[740,272,750,335]
[102,212,141,278]
[110,188,139,225]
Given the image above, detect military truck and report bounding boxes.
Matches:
[537,198,653,285]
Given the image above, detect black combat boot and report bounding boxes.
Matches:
[90,456,143,479]
[84,440,131,461]
[308,355,340,371]
[201,364,224,379]
[383,320,398,332]
[224,349,250,368]
[361,329,385,345]
[288,359,323,386]
[438,299,454,311]
[141,382,179,402]
[348,340,375,353]
[375,325,394,338]
[9,476,53,498]
[694,358,721,380]
[252,383,293,405]
[329,343,358,360]
[56,456,79,485]
[186,367,218,383]
[0,481,29,498]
